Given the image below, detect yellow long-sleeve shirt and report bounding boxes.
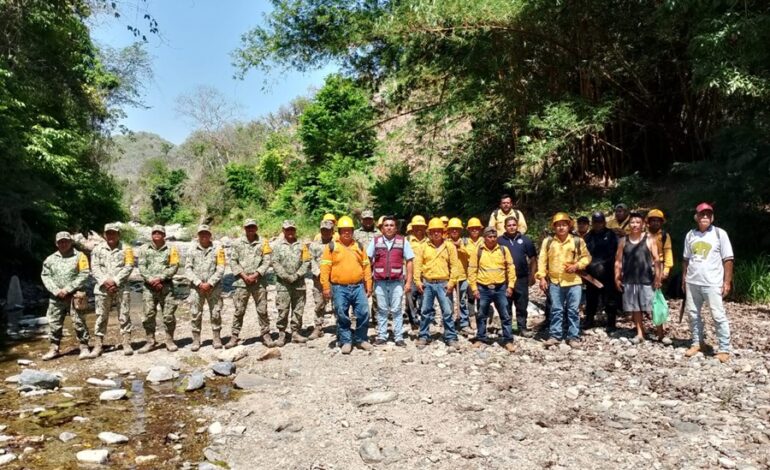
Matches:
[450,239,469,281]
[319,240,372,292]
[468,243,516,291]
[535,235,592,287]
[647,230,674,277]
[313,232,340,242]
[607,217,631,236]
[489,208,527,235]
[414,240,461,290]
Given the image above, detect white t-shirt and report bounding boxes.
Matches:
[683,226,733,287]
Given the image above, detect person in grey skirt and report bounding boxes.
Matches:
[614,212,661,343]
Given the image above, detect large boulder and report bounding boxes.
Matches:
[18,369,60,389]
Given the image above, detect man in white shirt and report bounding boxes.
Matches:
[681,202,734,363]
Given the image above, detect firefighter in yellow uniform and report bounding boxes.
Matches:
[405,215,428,329]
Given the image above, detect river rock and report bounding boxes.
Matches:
[257,348,282,361]
[135,455,158,464]
[18,369,60,389]
[16,359,34,366]
[0,453,17,465]
[356,391,399,407]
[58,431,77,442]
[99,389,127,401]
[184,372,205,392]
[98,432,128,444]
[76,449,109,464]
[217,346,248,363]
[4,375,19,384]
[233,373,274,390]
[718,457,736,469]
[208,422,223,435]
[211,362,235,377]
[87,378,118,388]
[359,440,383,463]
[146,366,177,383]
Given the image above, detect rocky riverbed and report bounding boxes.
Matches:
[1,283,768,469]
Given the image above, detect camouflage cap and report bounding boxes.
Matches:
[320,220,334,230]
[482,226,498,237]
[282,219,297,229]
[55,231,72,242]
[151,224,166,234]
[104,222,121,233]
[361,209,374,219]
[243,218,258,227]
[197,224,212,234]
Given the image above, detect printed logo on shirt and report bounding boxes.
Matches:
[124,247,135,266]
[517,239,523,245]
[692,241,712,259]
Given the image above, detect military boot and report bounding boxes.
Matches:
[211,330,223,349]
[137,334,156,354]
[121,334,134,356]
[291,332,308,344]
[308,326,323,340]
[275,332,286,347]
[42,344,59,361]
[78,343,91,360]
[191,332,201,352]
[224,334,239,349]
[261,333,275,348]
[88,337,103,359]
[164,332,178,352]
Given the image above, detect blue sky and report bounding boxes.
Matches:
[90,0,336,145]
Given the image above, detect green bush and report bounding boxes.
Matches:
[733,256,770,304]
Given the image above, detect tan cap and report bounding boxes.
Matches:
[197,224,211,234]
[282,220,297,229]
[55,231,72,242]
[361,209,374,219]
[104,223,121,232]
[320,220,334,230]
[243,218,258,227]
[151,225,166,234]
[482,226,498,237]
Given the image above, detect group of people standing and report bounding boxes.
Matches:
[38,195,735,363]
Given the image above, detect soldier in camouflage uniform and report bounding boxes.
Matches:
[41,232,92,361]
[137,225,180,353]
[227,219,273,349]
[308,220,334,339]
[354,209,381,321]
[271,220,311,346]
[90,223,135,358]
[185,225,225,351]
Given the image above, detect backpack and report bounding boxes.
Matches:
[493,208,523,226]
[544,234,582,272]
[475,243,509,281]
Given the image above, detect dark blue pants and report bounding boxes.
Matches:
[476,284,513,342]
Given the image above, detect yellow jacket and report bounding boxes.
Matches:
[647,230,674,277]
[489,208,527,235]
[607,217,631,235]
[319,240,372,292]
[407,235,428,257]
[414,240,462,289]
[535,235,591,287]
[313,232,340,242]
[450,239,470,281]
[468,243,516,291]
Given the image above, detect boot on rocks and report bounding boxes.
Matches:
[164,332,178,352]
[211,330,223,349]
[291,331,308,344]
[224,333,239,349]
[78,343,91,360]
[88,337,103,359]
[191,332,201,352]
[262,333,275,348]
[42,344,59,361]
[137,334,156,354]
[308,326,323,340]
[121,334,134,356]
[275,332,286,347]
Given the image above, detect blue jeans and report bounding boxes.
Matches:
[331,283,369,345]
[686,283,731,353]
[374,280,405,341]
[455,279,470,329]
[476,284,513,342]
[548,283,581,340]
[419,281,457,342]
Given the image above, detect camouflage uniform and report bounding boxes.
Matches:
[41,249,91,345]
[230,236,273,336]
[309,237,332,326]
[91,241,134,336]
[137,243,180,336]
[271,238,311,333]
[185,243,225,334]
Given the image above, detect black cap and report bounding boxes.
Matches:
[577,216,589,224]
[591,211,606,222]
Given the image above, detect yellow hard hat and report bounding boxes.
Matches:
[337,216,355,229]
[466,217,483,229]
[447,217,463,229]
[440,216,449,224]
[428,217,444,231]
[551,212,572,226]
[406,223,413,233]
[376,216,385,227]
[322,213,337,223]
[646,209,665,221]
[410,215,427,227]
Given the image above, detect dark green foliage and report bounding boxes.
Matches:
[225,163,264,206]
[139,159,187,224]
